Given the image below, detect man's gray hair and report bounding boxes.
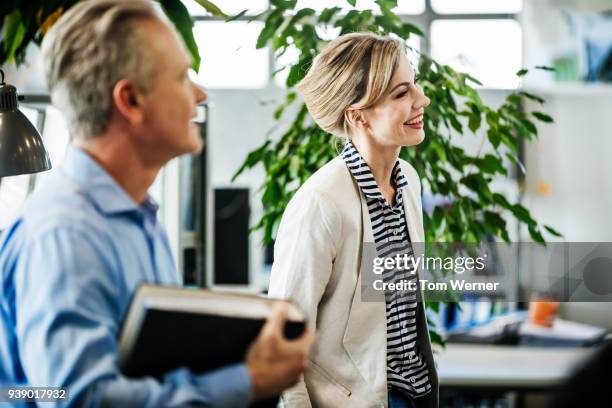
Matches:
[42,0,161,139]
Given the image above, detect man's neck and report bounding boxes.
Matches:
[74,137,163,205]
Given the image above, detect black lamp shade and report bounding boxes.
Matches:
[0,80,52,177]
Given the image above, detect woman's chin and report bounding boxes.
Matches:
[400,130,425,147]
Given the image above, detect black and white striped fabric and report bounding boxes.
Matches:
[342,141,432,399]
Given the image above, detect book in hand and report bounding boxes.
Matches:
[118,284,306,402]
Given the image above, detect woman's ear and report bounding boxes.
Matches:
[345,108,368,131]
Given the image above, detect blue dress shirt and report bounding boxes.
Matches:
[0,145,252,407]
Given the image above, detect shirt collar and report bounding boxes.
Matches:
[60,144,158,218]
[341,141,408,204]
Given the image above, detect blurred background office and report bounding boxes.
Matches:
[1,1,611,407]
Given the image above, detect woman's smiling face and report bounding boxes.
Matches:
[361,55,430,148]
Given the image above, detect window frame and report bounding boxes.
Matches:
[188,0,522,90]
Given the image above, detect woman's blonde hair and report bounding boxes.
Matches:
[297,32,405,138]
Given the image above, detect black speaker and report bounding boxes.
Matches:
[214,188,250,285]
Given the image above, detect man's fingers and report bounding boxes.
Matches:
[260,301,289,338]
[279,328,316,356]
[298,328,316,350]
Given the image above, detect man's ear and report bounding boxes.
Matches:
[344,108,368,131]
[112,79,145,126]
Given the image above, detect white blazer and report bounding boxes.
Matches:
[269,155,439,408]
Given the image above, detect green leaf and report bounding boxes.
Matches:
[520,91,545,104]
[516,68,528,77]
[528,225,545,243]
[481,154,507,175]
[287,8,316,27]
[448,115,463,133]
[506,153,526,174]
[433,206,445,229]
[256,9,284,49]
[532,111,554,123]
[319,7,342,24]
[263,181,282,204]
[544,225,563,238]
[426,301,441,313]
[492,193,512,210]
[286,55,312,87]
[535,65,555,72]
[401,22,424,37]
[484,211,507,233]
[487,128,501,149]
[428,328,445,348]
[465,74,483,86]
[461,174,487,197]
[519,117,538,136]
[232,140,271,181]
[511,204,536,227]
[159,0,201,71]
[226,9,248,22]
[376,0,399,11]
[467,116,480,132]
[3,10,25,62]
[346,0,357,6]
[270,0,298,9]
[289,155,300,179]
[193,0,229,18]
[499,131,519,151]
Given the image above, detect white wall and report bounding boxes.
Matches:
[521,0,612,241]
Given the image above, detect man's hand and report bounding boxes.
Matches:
[246,302,315,400]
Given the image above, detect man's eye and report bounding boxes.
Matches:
[414,75,421,84]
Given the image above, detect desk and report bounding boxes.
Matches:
[436,344,595,391]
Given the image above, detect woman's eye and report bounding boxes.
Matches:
[396,91,408,98]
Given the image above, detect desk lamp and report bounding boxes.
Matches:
[0,69,51,177]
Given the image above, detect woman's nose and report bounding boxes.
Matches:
[414,85,430,109]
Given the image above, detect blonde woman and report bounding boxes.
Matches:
[268,33,438,408]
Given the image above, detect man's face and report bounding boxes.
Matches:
[137,19,207,162]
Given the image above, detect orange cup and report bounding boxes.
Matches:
[528,301,559,327]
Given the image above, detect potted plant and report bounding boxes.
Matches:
[1,0,561,345]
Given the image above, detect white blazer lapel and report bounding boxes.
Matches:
[342,190,387,406]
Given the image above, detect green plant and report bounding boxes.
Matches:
[0,0,228,71]
[2,0,562,347]
[232,0,561,247]
[229,0,562,347]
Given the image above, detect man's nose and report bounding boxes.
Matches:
[193,82,207,104]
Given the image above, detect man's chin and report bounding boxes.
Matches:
[186,137,205,155]
[182,128,205,155]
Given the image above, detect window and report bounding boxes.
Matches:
[430,19,522,89]
[431,0,522,14]
[193,21,268,89]
[185,1,522,90]
[296,0,425,14]
[273,31,421,88]
[182,0,268,16]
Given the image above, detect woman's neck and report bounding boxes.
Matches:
[351,135,401,205]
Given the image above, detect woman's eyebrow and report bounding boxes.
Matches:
[389,82,411,93]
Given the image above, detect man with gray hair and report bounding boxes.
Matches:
[0,0,314,406]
